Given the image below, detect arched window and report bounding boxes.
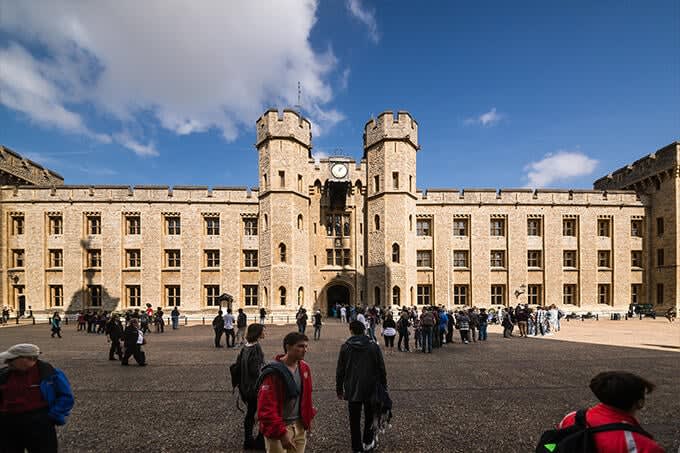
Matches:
[392,286,400,306]
[279,287,286,305]
[374,214,380,231]
[298,287,304,305]
[392,243,400,263]
[279,243,287,262]
[297,214,303,230]
[374,286,381,306]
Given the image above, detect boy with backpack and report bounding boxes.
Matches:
[537,371,663,452]
[235,308,248,347]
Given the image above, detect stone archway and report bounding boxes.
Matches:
[325,283,351,317]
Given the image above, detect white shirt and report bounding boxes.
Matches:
[357,313,369,329]
[340,307,347,316]
[223,313,235,330]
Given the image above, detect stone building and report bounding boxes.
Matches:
[0,110,677,317]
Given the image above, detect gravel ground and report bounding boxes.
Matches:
[0,319,678,452]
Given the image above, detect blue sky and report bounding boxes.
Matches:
[1,0,678,189]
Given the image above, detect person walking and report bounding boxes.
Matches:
[296,308,308,335]
[106,315,124,360]
[154,307,165,333]
[50,312,62,338]
[456,311,470,344]
[312,310,322,341]
[336,321,387,453]
[213,310,225,348]
[238,323,266,450]
[236,308,248,347]
[0,343,75,453]
[223,309,236,348]
[121,318,146,366]
[171,306,180,329]
[257,332,316,453]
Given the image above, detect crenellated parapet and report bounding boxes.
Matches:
[255,108,312,149]
[0,145,64,186]
[417,188,643,206]
[363,111,419,151]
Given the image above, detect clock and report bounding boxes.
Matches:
[331,163,348,179]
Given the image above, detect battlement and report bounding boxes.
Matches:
[255,108,312,149]
[0,145,64,186]
[363,111,419,150]
[593,141,679,190]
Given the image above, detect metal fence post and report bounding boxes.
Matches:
[185,316,188,326]
[202,317,205,325]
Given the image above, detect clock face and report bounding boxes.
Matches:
[331,163,348,178]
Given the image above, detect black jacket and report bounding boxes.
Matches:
[238,343,264,400]
[336,335,387,402]
[123,325,141,347]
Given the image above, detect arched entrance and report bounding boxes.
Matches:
[326,284,350,316]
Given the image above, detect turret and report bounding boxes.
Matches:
[256,108,312,151]
[363,111,418,153]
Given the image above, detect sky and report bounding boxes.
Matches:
[0,0,678,190]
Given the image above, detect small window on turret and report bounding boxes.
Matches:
[279,171,285,188]
[374,175,380,193]
[375,215,381,231]
[263,173,268,188]
[409,175,413,192]
[298,174,303,192]
[392,172,399,190]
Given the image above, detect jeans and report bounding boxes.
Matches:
[478,323,488,340]
[244,396,263,447]
[384,335,395,348]
[214,327,224,347]
[421,326,433,353]
[397,332,410,351]
[109,338,122,359]
[225,328,235,347]
[171,317,179,329]
[368,326,377,341]
[348,401,375,452]
[314,325,321,340]
[0,409,58,453]
[460,329,469,342]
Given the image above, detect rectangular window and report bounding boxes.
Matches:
[490,218,505,236]
[87,249,102,268]
[244,250,258,268]
[166,250,181,268]
[88,285,102,306]
[12,249,24,268]
[244,285,258,306]
[453,285,468,305]
[416,219,431,236]
[332,249,350,266]
[87,215,101,235]
[527,285,542,305]
[392,172,399,189]
[374,175,380,193]
[205,217,220,235]
[631,219,643,237]
[597,250,611,268]
[126,285,141,307]
[166,216,181,235]
[11,215,24,235]
[416,250,432,267]
[563,218,576,236]
[325,213,351,237]
[527,218,541,236]
[343,249,351,266]
[491,285,505,305]
[598,219,611,237]
[563,284,577,305]
[49,285,63,307]
[126,216,141,235]
[656,284,664,305]
[631,284,641,305]
[417,285,431,305]
[453,250,468,267]
[244,218,258,236]
[490,250,505,268]
[598,284,611,305]
[298,174,303,192]
[527,250,542,268]
[205,285,220,306]
[453,219,468,236]
[657,248,665,266]
[49,216,63,235]
[205,249,220,267]
[563,250,577,268]
[326,249,334,265]
[126,249,141,268]
[656,217,664,236]
[166,285,181,306]
[279,170,285,187]
[49,249,63,268]
[631,251,642,268]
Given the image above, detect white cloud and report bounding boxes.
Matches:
[464,107,503,127]
[524,150,598,188]
[0,0,343,154]
[339,68,350,91]
[113,133,159,157]
[346,0,380,43]
[312,149,329,164]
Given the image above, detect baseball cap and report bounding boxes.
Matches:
[0,343,41,362]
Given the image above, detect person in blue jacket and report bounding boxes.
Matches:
[0,343,74,452]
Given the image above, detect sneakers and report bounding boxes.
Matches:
[363,439,376,451]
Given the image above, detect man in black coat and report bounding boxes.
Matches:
[121,318,146,366]
[336,321,387,453]
[106,315,124,360]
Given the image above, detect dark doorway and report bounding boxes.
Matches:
[326,284,350,316]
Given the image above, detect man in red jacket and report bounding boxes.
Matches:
[558,371,664,452]
[257,332,316,452]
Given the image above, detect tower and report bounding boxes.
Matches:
[364,111,419,307]
[255,109,313,314]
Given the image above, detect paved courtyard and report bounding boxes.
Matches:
[1,318,678,452]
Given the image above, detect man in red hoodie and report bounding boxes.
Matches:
[257,332,316,452]
[558,371,664,452]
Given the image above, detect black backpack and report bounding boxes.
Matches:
[536,409,654,453]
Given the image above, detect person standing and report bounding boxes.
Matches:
[223,309,236,348]
[171,306,180,329]
[106,315,124,360]
[382,313,397,351]
[478,308,489,341]
[154,307,165,333]
[121,318,146,366]
[312,310,322,341]
[296,308,308,334]
[257,332,316,453]
[259,307,267,324]
[340,305,347,323]
[420,309,435,353]
[213,310,225,348]
[0,343,74,453]
[396,311,411,352]
[336,321,387,453]
[50,312,62,338]
[238,323,266,450]
[236,308,248,347]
